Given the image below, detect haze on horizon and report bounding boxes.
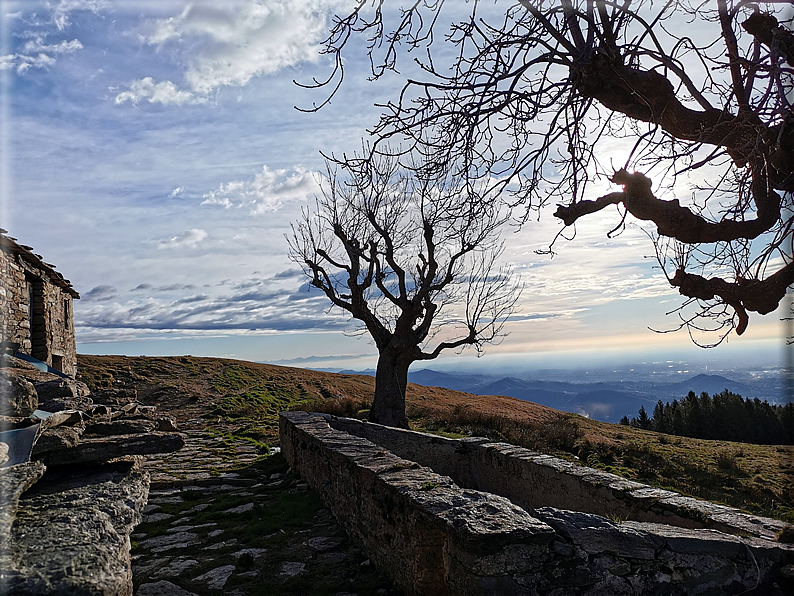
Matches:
[1,0,790,374]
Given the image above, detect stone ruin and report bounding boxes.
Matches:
[281,411,794,595]
[0,354,185,594]
[0,230,79,377]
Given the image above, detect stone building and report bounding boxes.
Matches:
[0,229,80,377]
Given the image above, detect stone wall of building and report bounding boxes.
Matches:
[281,412,794,595]
[0,231,79,377]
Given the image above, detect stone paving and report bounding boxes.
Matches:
[132,427,399,595]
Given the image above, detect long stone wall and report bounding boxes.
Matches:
[281,412,794,595]
[326,415,788,541]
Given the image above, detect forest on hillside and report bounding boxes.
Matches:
[623,391,794,444]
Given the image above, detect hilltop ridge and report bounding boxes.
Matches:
[77,354,793,522]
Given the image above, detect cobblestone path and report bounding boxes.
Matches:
[132,428,398,595]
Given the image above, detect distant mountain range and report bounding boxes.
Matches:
[329,368,772,423]
[664,374,754,397]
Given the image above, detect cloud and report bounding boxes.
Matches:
[0,51,58,74]
[113,0,339,104]
[201,165,319,213]
[175,294,210,304]
[83,284,118,301]
[51,0,109,30]
[155,228,208,249]
[130,282,197,293]
[154,284,197,292]
[114,77,206,106]
[169,187,183,198]
[75,280,344,336]
[21,38,83,55]
[273,268,303,279]
[1,1,102,74]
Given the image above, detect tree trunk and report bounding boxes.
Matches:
[369,350,411,428]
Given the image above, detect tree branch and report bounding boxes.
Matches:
[554,169,781,244]
[671,261,794,335]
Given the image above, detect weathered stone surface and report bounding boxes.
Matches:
[86,419,158,436]
[89,387,138,406]
[193,564,235,589]
[225,502,253,514]
[325,413,789,541]
[281,412,794,596]
[279,562,307,577]
[535,507,662,560]
[42,431,186,466]
[143,512,173,523]
[41,409,84,428]
[234,547,267,560]
[150,557,199,579]
[0,355,38,371]
[4,457,148,596]
[0,460,46,552]
[281,412,559,596]
[30,424,83,456]
[136,580,198,596]
[121,402,139,415]
[307,537,340,552]
[0,369,38,416]
[35,377,90,400]
[39,393,93,413]
[88,404,112,423]
[139,531,199,550]
[0,442,8,465]
[154,415,178,432]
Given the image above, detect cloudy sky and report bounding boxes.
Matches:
[1,0,788,372]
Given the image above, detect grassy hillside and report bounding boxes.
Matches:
[77,354,794,522]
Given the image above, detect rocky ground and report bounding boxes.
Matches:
[132,423,400,595]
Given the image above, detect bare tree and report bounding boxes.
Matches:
[303,0,794,345]
[288,156,521,427]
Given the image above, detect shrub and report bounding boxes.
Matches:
[716,450,741,472]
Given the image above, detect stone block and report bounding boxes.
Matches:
[34,378,90,401]
[31,425,83,457]
[85,420,158,436]
[0,369,38,417]
[42,431,186,466]
[4,458,148,595]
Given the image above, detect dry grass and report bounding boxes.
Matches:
[78,354,794,522]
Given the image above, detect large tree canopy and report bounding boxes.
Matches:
[305,0,794,345]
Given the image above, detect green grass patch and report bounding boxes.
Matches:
[208,365,314,429]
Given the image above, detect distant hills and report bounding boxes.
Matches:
[664,374,754,397]
[317,367,780,423]
[406,370,769,423]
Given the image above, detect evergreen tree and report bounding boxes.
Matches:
[628,391,792,445]
[652,400,666,433]
[636,406,651,430]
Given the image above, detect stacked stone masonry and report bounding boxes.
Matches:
[0,230,79,376]
[280,412,794,596]
[0,357,186,594]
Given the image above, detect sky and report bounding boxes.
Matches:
[1,0,790,374]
